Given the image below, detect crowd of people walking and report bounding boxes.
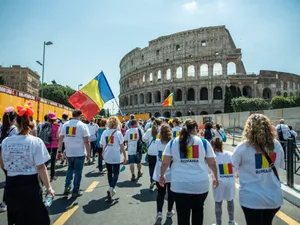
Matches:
[0,102,287,225]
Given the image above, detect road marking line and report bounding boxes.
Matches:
[235,182,300,225]
[85,181,99,193]
[53,205,79,225]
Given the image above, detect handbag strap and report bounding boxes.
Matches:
[261,149,280,181]
[104,130,117,152]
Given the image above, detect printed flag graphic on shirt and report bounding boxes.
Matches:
[158,151,163,160]
[68,71,114,121]
[219,163,233,175]
[162,93,174,107]
[66,127,77,135]
[180,145,199,159]
[106,136,114,145]
[173,131,180,138]
[255,153,276,169]
[156,134,160,140]
[130,133,138,140]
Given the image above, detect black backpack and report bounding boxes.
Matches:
[38,123,52,145]
[137,129,146,154]
[277,125,285,141]
[204,129,212,140]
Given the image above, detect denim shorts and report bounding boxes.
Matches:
[128,153,142,164]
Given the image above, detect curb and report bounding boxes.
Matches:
[281,184,300,207]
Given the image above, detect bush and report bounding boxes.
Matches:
[270,96,296,109]
[232,97,270,112]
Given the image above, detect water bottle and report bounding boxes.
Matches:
[44,194,52,207]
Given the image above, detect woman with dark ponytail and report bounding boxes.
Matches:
[1,102,54,225]
[0,107,18,213]
[159,119,219,225]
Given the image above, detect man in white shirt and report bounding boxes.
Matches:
[276,119,290,147]
[124,119,144,181]
[125,114,135,130]
[87,119,99,163]
[58,109,90,198]
[145,117,155,131]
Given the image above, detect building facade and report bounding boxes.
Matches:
[119,26,300,117]
[0,65,40,96]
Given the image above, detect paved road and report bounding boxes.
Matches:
[0,144,300,225]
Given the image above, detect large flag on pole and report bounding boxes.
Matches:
[68,71,114,121]
[162,92,174,107]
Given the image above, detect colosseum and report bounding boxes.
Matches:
[119,25,300,118]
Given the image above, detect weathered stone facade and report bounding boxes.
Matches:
[119,25,300,117]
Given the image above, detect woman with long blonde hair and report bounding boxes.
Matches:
[231,114,284,225]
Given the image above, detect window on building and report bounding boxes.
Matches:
[176,45,180,51]
[200,64,208,76]
[176,67,182,79]
[166,69,171,80]
[157,70,162,81]
[141,55,144,61]
[149,73,153,82]
[156,50,160,56]
[187,65,195,77]
[201,40,206,47]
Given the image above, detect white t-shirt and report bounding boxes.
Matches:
[163,135,216,194]
[143,128,160,156]
[214,129,225,139]
[88,123,99,142]
[153,140,171,183]
[100,129,124,164]
[1,135,50,176]
[213,151,236,202]
[60,119,90,157]
[231,140,284,209]
[145,121,153,131]
[172,126,181,138]
[276,124,290,140]
[124,128,144,155]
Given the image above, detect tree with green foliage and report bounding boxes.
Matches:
[224,86,233,113]
[232,97,270,112]
[270,96,295,109]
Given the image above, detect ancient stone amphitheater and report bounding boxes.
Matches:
[119,25,300,117]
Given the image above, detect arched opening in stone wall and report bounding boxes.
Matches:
[154,112,161,117]
[284,92,288,97]
[146,92,152,104]
[124,96,128,106]
[263,88,272,100]
[187,88,195,101]
[200,111,208,115]
[187,111,195,116]
[213,86,223,100]
[175,89,182,101]
[214,111,222,114]
[134,94,138,105]
[243,86,252,98]
[139,93,144,104]
[200,64,208,76]
[174,111,182,117]
[157,70,162,82]
[164,89,171,99]
[163,111,171,118]
[176,67,183,79]
[130,95,133,106]
[290,92,294,97]
[142,74,145,83]
[166,69,171,80]
[188,65,195,77]
[155,91,161,103]
[213,63,222,75]
[149,73,153,82]
[200,87,208,100]
[230,86,241,98]
[227,62,236,75]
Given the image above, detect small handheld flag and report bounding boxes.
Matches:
[162,92,174,107]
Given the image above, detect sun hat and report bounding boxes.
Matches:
[48,112,57,120]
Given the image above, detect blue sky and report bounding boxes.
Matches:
[0,0,299,113]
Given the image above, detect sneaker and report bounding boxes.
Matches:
[50,176,58,182]
[71,190,83,199]
[0,203,7,213]
[166,210,175,218]
[150,182,156,189]
[112,189,116,196]
[107,187,113,201]
[63,187,71,196]
[137,171,143,177]
[131,174,136,181]
[229,221,237,225]
[155,212,163,225]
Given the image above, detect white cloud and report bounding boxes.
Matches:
[183,1,197,11]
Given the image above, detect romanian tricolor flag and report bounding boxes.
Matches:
[173,131,180,138]
[130,133,138,140]
[68,71,114,121]
[162,93,174,107]
[255,153,276,169]
[180,145,199,159]
[66,127,77,135]
[219,163,233,175]
[106,136,114,145]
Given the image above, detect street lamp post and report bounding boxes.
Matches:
[78,84,83,91]
[36,41,53,98]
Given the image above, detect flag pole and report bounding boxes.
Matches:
[113,97,125,118]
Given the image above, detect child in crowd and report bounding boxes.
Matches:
[211,137,237,225]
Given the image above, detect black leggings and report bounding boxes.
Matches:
[242,206,280,225]
[2,168,7,203]
[156,182,174,213]
[174,192,208,225]
[46,148,57,179]
[148,155,157,183]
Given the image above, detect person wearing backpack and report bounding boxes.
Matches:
[275,119,290,149]
[204,122,215,142]
[0,107,18,213]
[45,112,60,182]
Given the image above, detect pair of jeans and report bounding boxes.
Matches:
[46,148,57,179]
[174,192,208,225]
[242,206,280,225]
[90,141,96,158]
[148,155,157,183]
[106,163,120,188]
[65,156,85,193]
[156,182,174,213]
[97,147,103,171]
[215,200,234,225]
